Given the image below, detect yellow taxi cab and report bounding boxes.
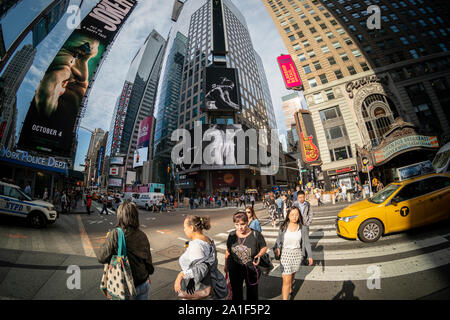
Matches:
[336,173,450,242]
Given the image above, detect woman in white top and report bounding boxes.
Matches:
[273,207,313,300]
[174,215,228,299]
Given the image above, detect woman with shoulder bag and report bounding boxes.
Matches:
[98,201,154,300]
[246,206,261,232]
[273,207,313,300]
[174,215,228,300]
[225,212,267,301]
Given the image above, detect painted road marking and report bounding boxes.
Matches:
[76,215,96,258]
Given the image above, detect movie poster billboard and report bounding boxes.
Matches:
[137,116,153,149]
[18,0,137,157]
[277,54,303,90]
[203,67,241,112]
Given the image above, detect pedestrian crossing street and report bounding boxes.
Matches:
[210,212,450,282]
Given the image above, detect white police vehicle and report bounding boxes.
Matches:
[0,181,58,228]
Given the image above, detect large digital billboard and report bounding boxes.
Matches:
[18,0,137,157]
[203,67,241,112]
[133,147,148,168]
[277,54,303,90]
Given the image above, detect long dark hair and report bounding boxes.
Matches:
[280,207,303,232]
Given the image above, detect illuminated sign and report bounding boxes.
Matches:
[277,54,303,90]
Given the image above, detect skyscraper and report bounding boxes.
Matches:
[120,30,166,172]
[264,0,450,188]
[85,128,105,187]
[0,44,36,149]
[153,31,188,187]
[168,0,278,194]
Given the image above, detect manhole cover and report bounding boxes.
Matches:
[155,245,185,259]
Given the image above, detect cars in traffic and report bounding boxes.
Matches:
[0,181,58,228]
[336,173,450,242]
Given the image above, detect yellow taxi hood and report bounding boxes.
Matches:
[338,200,378,217]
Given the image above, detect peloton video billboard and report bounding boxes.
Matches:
[203,67,241,112]
[18,0,137,157]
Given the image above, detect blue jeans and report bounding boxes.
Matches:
[135,280,150,300]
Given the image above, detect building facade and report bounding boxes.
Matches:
[264,0,450,189]
[120,30,166,173]
[153,31,188,189]
[84,128,105,188]
[0,44,36,149]
[170,0,278,196]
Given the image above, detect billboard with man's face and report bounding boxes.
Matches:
[18,0,137,157]
[203,67,241,112]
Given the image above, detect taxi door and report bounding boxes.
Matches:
[385,181,426,233]
[416,176,450,226]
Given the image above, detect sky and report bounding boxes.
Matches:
[4,0,303,172]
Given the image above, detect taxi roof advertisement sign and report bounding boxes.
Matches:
[18,0,137,158]
[277,54,303,90]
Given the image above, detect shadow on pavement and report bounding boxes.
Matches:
[332,281,360,300]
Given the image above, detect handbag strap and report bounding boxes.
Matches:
[117,228,126,257]
[245,262,259,286]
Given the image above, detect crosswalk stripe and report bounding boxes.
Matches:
[313,216,337,220]
[269,247,450,281]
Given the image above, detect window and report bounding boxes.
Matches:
[392,181,422,202]
[332,146,350,160]
[333,41,342,49]
[298,53,306,61]
[303,64,312,74]
[323,89,334,100]
[348,66,357,75]
[288,35,296,41]
[326,31,334,39]
[352,49,361,57]
[315,35,323,43]
[307,50,316,58]
[319,74,328,84]
[293,43,301,51]
[321,45,330,53]
[345,38,353,46]
[302,40,310,47]
[326,126,346,140]
[334,69,344,79]
[310,27,317,33]
[360,62,370,71]
[328,57,337,65]
[313,61,322,70]
[340,52,349,61]
[320,106,342,122]
[308,78,318,88]
[313,93,324,104]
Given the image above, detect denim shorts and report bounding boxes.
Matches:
[135,280,150,300]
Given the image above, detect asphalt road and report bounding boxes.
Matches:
[0,200,449,300]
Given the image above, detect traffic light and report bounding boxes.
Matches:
[167,165,171,173]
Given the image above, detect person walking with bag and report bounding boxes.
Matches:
[86,194,92,215]
[98,201,154,300]
[273,207,313,300]
[224,212,267,301]
[174,215,228,300]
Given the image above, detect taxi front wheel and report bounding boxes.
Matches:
[358,219,383,243]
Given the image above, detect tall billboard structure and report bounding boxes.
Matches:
[18,0,137,158]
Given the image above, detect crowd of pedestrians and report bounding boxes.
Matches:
[187,193,258,210]
[97,185,315,301]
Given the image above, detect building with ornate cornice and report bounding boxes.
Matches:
[263,0,450,188]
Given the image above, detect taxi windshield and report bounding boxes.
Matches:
[368,184,401,204]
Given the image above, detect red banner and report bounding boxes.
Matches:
[277,54,302,89]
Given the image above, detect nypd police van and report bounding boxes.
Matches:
[0,181,58,228]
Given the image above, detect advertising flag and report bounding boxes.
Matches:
[277,54,303,90]
[18,0,137,157]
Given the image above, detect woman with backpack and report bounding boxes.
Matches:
[224,211,267,301]
[273,207,313,300]
[174,215,228,300]
[98,201,154,300]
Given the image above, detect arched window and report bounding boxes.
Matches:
[361,94,398,147]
